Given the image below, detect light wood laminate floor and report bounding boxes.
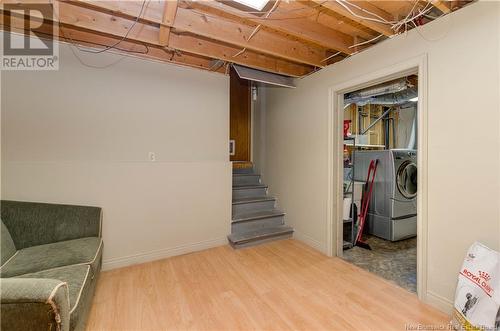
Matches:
[87,239,449,331]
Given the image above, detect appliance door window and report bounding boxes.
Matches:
[397,161,417,199]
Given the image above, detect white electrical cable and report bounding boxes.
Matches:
[247,0,280,41]
[340,0,395,24]
[335,0,392,25]
[348,34,384,49]
[321,51,341,63]
[392,1,434,32]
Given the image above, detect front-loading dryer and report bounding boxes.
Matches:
[353,149,417,241]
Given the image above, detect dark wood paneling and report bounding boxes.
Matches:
[230,68,251,162]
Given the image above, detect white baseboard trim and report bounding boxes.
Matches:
[425,290,454,315]
[102,237,228,271]
[293,231,327,254]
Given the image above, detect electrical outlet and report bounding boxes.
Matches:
[148,152,156,162]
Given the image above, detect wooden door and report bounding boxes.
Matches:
[230,68,251,162]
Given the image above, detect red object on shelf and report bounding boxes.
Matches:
[343,120,351,137]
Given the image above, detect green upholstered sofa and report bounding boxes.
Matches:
[0,200,103,331]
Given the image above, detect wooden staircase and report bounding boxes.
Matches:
[228,167,293,248]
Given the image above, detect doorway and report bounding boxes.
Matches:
[341,75,418,292]
[327,55,429,299]
[230,67,251,165]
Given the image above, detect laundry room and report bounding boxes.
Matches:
[342,75,419,293]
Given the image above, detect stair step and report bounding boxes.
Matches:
[232,209,285,223]
[232,186,268,199]
[232,196,275,204]
[233,174,261,186]
[232,184,268,189]
[232,197,277,216]
[228,226,294,248]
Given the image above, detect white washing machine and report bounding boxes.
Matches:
[353,149,417,241]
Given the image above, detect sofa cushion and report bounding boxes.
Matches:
[0,237,102,278]
[1,220,17,267]
[1,200,102,250]
[16,264,92,331]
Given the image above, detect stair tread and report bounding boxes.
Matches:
[233,173,260,177]
[232,184,268,189]
[232,196,275,205]
[232,209,285,222]
[228,226,294,244]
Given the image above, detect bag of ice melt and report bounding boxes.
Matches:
[452,242,500,331]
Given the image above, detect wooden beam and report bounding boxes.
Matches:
[1,2,313,76]
[170,32,313,77]
[0,13,225,73]
[64,0,327,67]
[185,1,354,55]
[312,0,394,37]
[431,0,451,14]
[159,0,178,46]
[172,7,327,67]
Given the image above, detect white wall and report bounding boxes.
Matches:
[263,2,500,311]
[1,41,231,270]
[251,86,268,179]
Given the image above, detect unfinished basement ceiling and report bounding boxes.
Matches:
[0,1,473,77]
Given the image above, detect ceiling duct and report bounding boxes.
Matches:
[347,87,418,106]
[233,64,296,88]
[345,78,409,101]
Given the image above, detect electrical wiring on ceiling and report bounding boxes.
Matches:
[56,0,148,55]
[348,34,384,49]
[339,0,394,24]
[49,0,182,70]
[336,0,396,25]
[321,51,342,63]
[182,0,328,22]
[37,0,450,72]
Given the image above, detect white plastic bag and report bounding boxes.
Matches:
[452,242,500,330]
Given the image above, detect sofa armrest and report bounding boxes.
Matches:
[1,200,102,249]
[1,278,70,331]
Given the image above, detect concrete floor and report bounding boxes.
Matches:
[342,235,417,293]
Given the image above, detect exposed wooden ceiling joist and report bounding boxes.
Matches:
[64,0,329,67]
[183,0,354,55]
[0,0,473,77]
[1,13,224,73]
[1,1,313,76]
[312,0,394,36]
[159,0,178,46]
[173,6,327,67]
[431,0,452,14]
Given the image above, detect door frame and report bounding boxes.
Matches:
[326,54,429,300]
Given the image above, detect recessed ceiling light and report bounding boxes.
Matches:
[233,0,270,11]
